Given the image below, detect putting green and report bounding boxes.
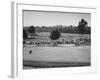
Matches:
[23,46,90,63]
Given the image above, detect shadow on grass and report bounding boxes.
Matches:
[23,60,91,69]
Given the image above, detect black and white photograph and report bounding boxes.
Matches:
[23,10,91,69]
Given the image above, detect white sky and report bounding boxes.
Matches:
[23,10,91,27]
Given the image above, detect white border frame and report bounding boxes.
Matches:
[11,1,97,78]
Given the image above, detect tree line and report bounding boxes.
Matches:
[24,25,90,35]
[23,19,91,40]
[24,25,90,34]
[24,26,89,34]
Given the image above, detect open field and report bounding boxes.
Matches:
[34,32,90,40]
[23,46,91,69]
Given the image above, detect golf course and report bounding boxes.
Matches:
[23,45,91,69]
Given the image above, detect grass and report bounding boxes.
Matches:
[23,33,91,69]
[23,60,90,69]
[27,32,90,42]
[23,46,91,69]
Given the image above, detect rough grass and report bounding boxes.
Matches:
[32,32,90,41]
[23,61,90,69]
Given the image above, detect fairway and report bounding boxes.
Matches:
[23,46,90,63]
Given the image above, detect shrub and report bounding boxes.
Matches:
[50,30,61,40]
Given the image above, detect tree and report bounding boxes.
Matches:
[50,30,61,46]
[28,26,36,39]
[78,19,88,35]
[50,30,61,40]
[23,29,28,44]
[28,25,35,34]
